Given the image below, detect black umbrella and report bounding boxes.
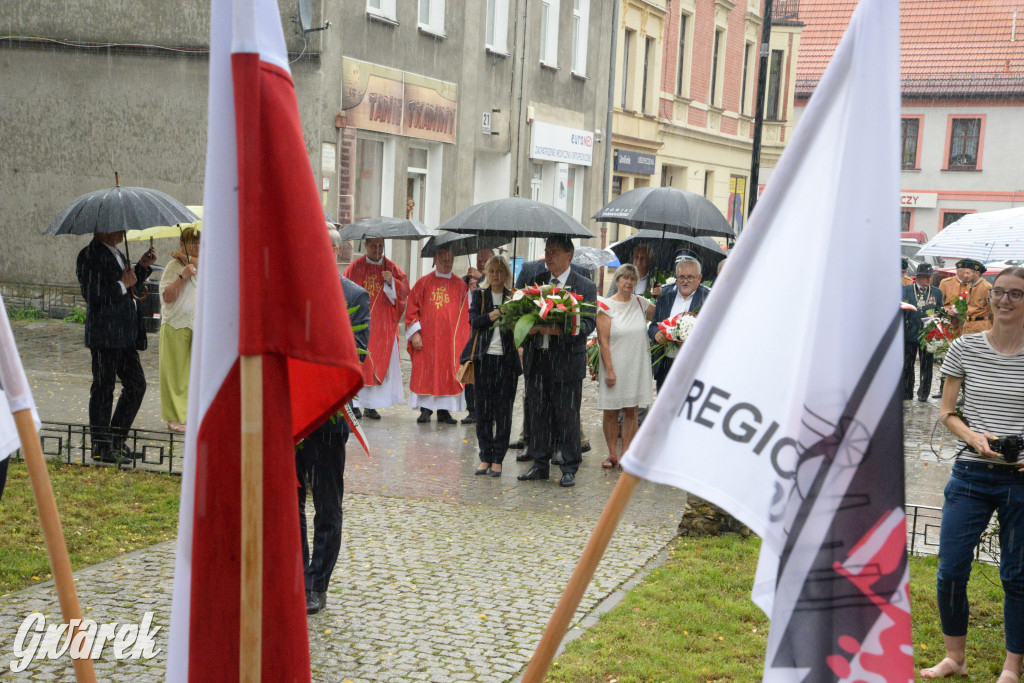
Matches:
[611,230,727,275]
[336,216,433,241]
[44,175,197,300]
[438,197,595,239]
[594,187,734,238]
[421,232,508,258]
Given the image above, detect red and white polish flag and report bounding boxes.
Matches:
[166,0,363,679]
[621,0,912,680]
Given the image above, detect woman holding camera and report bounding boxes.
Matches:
[921,266,1024,682]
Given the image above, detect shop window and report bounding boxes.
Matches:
[485,0,509,54]
[355,137,384,222]
[540,0,560,67]
[571,0,589,75]
[942,211,970,230]
[418,0,445,35]
[766,49,783,120]
[901,118,921,170]
[947,118,981,170]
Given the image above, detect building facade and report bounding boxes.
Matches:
[0,0,614,292]
[794,0,1024,241]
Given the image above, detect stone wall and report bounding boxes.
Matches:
[1,282,84,319]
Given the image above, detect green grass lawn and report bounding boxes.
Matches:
[0,460,181,595]
[548,535,1009,682]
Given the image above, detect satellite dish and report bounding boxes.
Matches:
[297,0,313,33]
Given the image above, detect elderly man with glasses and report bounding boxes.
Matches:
[648,255,711,392]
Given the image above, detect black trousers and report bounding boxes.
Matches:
[0,457,8,502]
[464,383,476,415]
[655,357,675,394]
[474,355,518,464]
[89,347,146,449]
[296,430,347,593]
[525,352,582,474]
[902,342,934,400]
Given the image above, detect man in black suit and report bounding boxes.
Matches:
[76,231,156,464]
[901,263,943,402]
[517,236,597,488]
[648,256,710,393]
[299,272,371,615]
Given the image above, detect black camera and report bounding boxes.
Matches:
[989,435,1024,464]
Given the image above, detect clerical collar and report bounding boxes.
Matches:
[435,270,453,279]
[366,255,384,265]
[552,268,570,284]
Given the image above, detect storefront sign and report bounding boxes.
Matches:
[530,121,594,167]
[613,149,656,175]
[341,58,458,144]
[900,192,937,208]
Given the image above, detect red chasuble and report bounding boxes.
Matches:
[343,255,410,385]
[405,272,471,397]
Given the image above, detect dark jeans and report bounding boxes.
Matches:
[936,461,1024,653]
[524,352,582,474]
[464,383,476,416]
[296,430,348,593]
[902,342,934,400]
[89,347,147,449]
[655,356,675,393]
[474,355,518,464]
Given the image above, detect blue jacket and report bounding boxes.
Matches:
[647,284,711,343]
[521,269,598,382]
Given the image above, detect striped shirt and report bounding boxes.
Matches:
[941,332,1024,465]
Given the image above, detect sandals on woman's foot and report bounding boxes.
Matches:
[168,421,186,434]
[919,657,967,679]
[602,457,619,469]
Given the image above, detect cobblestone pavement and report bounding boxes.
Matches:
[0,495,674,682]
[1,320,959,680]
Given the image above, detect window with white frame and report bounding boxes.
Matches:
[485,0,509,54]
[418,0,445,35]
[675,12,692,97]
[540,0,560,67]
[710,29,725,107]
[571,0,589,75]
[366,0,396,22]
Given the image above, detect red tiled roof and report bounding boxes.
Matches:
[795,0,1024,98]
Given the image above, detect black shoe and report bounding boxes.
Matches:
[91,444,112,462]
[487,468,502,477]
[305,590,327,615]
[559,472,575,487]
[461,413,477,425]
[551,451,564,466]
[517,466,549,481]
[365,408,381,420]
[417,409,432,424]
[352,407,363,419]
[917,396,928,402]
[509,440,526,450]
[437,410,457,425]
[515,453,533,462]
[581,441,591,454]
[931,392,942,398]
[475,464,491,475]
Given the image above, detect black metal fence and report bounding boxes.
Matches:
[9,421,185,475]
[906,503,1000,565]
[773,0,800,23]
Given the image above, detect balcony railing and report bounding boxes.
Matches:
[773,0,799,23]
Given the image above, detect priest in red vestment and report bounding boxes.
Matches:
[343,237,410,419]
[405,246,471,424]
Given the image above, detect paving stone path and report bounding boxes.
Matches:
[0,495,674,682]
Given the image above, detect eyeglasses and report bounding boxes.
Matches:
[990,288,1024,303]
[677,275,700,282]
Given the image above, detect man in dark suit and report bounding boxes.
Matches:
[511,256,592,456]
[517,236,597,488]
[902,263,942,402]
[298,273,370,615]
[648,256,710,393]
[76,231,156,464]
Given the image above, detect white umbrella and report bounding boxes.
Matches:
[917,206,1024,260]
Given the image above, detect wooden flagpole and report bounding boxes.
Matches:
[521,472,640,683]
[240,355,263,683]
[13,410,97,683]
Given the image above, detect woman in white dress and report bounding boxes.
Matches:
[596,264,655,468]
